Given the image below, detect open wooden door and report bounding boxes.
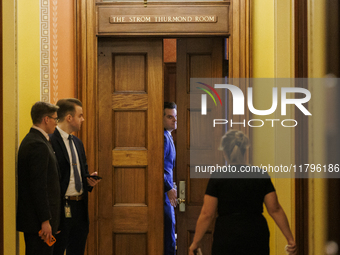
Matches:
[97,38,163,255]
[176,38,224,255]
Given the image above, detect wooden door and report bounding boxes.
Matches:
[97,38,163,255]
[326,0,340,250]
[176,38,224,255]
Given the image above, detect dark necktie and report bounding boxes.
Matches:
[68,135,82,192]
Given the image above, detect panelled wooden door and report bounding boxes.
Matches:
[97,38,164,255]
[176,38,224,255]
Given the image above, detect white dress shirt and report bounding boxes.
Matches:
[57,126,83,196]
[32,125,50,141]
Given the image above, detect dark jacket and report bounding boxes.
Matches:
[49,128,92,226]
[16,128,61,234]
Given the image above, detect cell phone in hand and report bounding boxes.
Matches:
[38,230,56,246]
[194,248,203,255]
[86,174,102,180]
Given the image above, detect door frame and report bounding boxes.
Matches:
[75,1,251,253]
[0,0,3,252]
[326,0,340,250]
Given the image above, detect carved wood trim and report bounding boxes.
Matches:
[0,1,3,253]
[228,0,251,159]
[76,0,99,254]
[294,0,309,254]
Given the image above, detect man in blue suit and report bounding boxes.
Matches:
[49,98,100,255]
[163,102,178,255]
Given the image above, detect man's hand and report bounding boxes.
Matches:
[188,243,199,255]
[167,188,177,207]
[285,241,297,255]
[87,172,101,187]
[39,220,52,243]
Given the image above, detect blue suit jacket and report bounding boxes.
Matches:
[164,130,176,193]
[164,130,176,254]
[164,130,176,255]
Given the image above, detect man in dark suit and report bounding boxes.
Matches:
[49,98,100,255]
[17,101,61,255]
[163,102,178,255]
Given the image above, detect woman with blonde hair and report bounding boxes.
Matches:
[189,130,297,255]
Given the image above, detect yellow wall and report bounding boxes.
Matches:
[18,0,41,140]
[307,0,327,254]
[17,0,41,254]
[253,0,328,254]
[3,0,18,254]
[252,1,295,254]
[2,0,41,254]
[252,0,275,167]
[252,0,274,78]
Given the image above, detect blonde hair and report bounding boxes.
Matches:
[219,130,249,164]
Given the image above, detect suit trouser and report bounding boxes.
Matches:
[53,199,89,255]
[24,232,54,255]
[164,198,176,255]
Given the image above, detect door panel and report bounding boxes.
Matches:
[176,38,224,255]
[98,38,163,255]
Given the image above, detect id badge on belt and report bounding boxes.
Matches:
[64,201,72,218]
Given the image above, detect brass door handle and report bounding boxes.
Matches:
[177,198,186,204]
[178,181,185,212]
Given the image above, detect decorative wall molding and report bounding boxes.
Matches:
[51,0,59,104]
[40,0,50,102]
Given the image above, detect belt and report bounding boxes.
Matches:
[65,195,83,201]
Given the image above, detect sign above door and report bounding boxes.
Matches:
[109,15,218,24]
[97,3,229,36]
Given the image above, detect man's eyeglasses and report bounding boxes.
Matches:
[47,116,59,123]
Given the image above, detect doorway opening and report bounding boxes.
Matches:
[163,37,228,255]
[163,36,229,174]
